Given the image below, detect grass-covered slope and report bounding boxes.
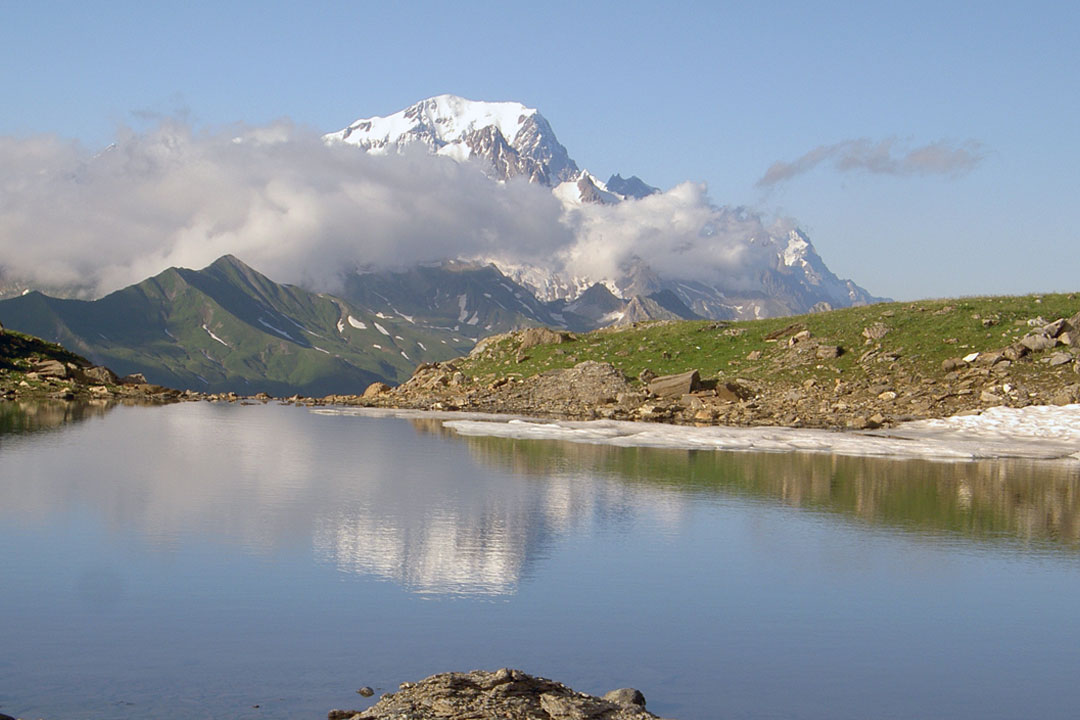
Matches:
[0,256,470,396]
[441,293,1080,426]
[465,294,1076,381]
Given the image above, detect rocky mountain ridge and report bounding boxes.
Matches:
[328,94,579,186]
[328,94,884,320]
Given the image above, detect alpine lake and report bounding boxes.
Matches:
[2,399,1079,720]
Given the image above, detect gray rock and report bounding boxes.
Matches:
[334,669,664,719]
[1020,332,1057,352]
[862,323,889,341]
[363,382,390,398]
[647,370,701,398]
[816,344,843,359]
[1042,318,1069,338]
[1049,352,1074,367]
[82,365,120,385]
[942,357,966,372]
[357,686,375,697]
[715,380,753,402]
[32,358,69,378]
[519,327,575,350]
[603,688,647,707]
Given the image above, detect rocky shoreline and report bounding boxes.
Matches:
[328,668,668,720]
[4,306,1079,431]
[319,311,1080,430]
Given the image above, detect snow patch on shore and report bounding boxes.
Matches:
[442,404,1080,462]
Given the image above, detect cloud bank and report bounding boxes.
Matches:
[756,137,985,187]
[1,119,803,298]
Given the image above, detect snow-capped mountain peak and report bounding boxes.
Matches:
[327,94,579,186]
[334,94,534,152]
[553,169,623,206]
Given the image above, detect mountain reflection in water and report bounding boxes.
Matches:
[412,417,1080,551]
[4,402,1080,720]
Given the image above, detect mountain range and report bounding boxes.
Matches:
[0,94,884,394]
[327,94,881,317]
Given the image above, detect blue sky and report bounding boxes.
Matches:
[2,0,1077,300]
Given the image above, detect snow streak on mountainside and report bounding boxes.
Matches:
[327,94,579,186]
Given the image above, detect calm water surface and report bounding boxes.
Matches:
[1,401,1079,720]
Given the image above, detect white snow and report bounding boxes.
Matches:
[374,322,391,336]
[372,344,382,350]
[202,324,228,347]
[782,230,810,268]
[401,351,410,360]
[337,319,346,333]
[347,315,367,330]
[257,317,294,340]
[439,404,1080,462]
[313,346,330,354]
[417,341,427,351]
[331,94,536,154]
[457,294,469,322]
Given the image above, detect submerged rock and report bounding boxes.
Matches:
[329,668,668,720]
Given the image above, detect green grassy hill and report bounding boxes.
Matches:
[0,256,471,396]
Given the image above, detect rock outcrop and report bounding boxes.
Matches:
[329,668,667,720]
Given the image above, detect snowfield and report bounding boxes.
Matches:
[314,404,1080,463]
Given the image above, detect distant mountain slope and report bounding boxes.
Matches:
[0,255,694,396]
[0,256,474,396]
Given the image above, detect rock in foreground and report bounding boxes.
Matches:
[329,668,670,720]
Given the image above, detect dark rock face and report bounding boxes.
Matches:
[330,668,666,720]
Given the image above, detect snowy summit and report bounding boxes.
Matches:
[326,94,579,186]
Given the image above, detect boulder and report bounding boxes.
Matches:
[816,344,843,359]
[1020,332,1057,352]
[603,688,647,708]
[647,370,700,398]
[120,372,148,385]
[32,359,69,379]
[519,327,574,350]
[82,365,120,385]
[330,669,663,720]
[363,382,390,398]
[1043,318,1069,338]
[715,380,753,402]
[862,323,889,341]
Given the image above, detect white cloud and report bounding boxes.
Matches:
[0,120,571,296]
[0,119,801,299]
